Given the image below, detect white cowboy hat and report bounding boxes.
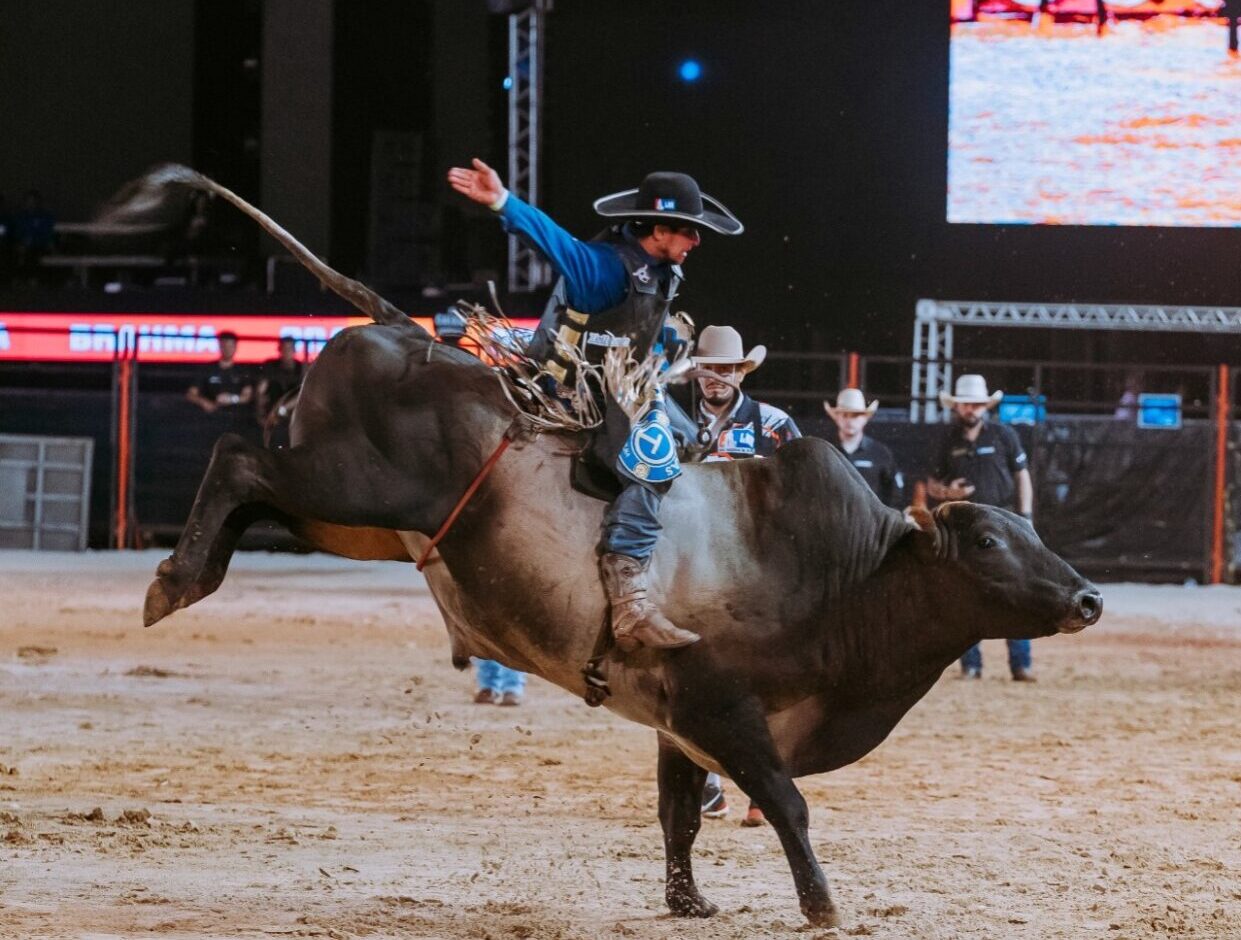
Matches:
[938,374,1003,409]
[691,325,766,374]
[824,387,878,419]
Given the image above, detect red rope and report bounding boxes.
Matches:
[416,432,513,571]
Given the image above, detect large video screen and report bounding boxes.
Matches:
[948,1,1241,226]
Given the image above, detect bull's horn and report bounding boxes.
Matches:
[102,164,425,334]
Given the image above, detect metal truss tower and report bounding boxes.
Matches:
[911,299,1241,422]
[506,1,553,294]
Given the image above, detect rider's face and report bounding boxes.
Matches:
[650,224,701,265]
[697,363,741,407]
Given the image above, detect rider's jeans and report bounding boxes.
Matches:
[601,483,664,560]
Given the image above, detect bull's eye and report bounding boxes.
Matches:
[976,535,997,550]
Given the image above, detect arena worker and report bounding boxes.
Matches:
[186,331,253,416]
[926,374,1036,682]
[690,325,800,461]
[824,388,904,508]
[448,158,742,654]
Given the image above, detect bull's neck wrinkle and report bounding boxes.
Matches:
[827,544,972,699]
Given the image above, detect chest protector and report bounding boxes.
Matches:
[526,226,681,387]
[703,395,774,461]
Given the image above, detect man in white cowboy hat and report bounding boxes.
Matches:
[691,325,800,463]
[928,374,1037,681]
[824,388,904,508]
[447,158,742,654]
[689,324,798,827]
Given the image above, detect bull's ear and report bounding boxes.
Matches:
[904,506,943,562]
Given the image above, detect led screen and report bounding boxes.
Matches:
[948,1,1241,226]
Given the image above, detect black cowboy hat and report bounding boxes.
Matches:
[593,171,743,236]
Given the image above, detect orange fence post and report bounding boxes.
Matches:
[847,351,860,389]
[1210,364,1230,584]
[113,350,137,549]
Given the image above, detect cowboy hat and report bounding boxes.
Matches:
[691,325,766,374]
[824,387,878,419]
[593,172,744,236]
[938,374,1003,409]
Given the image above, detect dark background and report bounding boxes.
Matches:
[2,0,1239,361]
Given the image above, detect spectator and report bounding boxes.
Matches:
[473,658,525,707]
[927,374,1036,682]
[257,336,304,422]
[12,189,56,282]
[824,388,905,508]
[688,324,799,827]
[187,331,253,416]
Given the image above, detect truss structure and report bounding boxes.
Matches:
[911,299,1241,421]
[506,2,553,294]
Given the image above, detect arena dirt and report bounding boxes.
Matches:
[1,551,1238,939]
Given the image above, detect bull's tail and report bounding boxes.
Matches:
[99,164,422,333]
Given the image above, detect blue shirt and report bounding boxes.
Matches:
[497,194,664,314]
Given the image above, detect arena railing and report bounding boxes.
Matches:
[749,351,1236,583]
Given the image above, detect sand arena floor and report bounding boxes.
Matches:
[1,550,1238,939]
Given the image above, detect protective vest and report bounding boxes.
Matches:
[527,226,681,387]
[702,395,777,461]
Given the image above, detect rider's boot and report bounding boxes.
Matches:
[599,552,700,652]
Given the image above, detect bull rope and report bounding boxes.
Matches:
[415,424,517,571]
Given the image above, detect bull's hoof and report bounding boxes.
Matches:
[144,556,187,627]
[143,578,175,628]
[802,902,841,928]
[667,888,718,918]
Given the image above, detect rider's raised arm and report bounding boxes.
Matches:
[494,194,627,314]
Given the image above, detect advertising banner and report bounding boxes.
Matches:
[0,312,536,364]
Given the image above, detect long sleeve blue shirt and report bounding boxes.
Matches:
[496,194,632,314]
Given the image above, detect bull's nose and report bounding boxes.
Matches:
[1074,589,1103,626]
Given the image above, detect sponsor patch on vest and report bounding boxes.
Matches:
[632,264,651,284]
[977,446,996,455]
[852,459,874,468]
[618,409,681,484]
[717,425,756,456]
[585,332,631,348]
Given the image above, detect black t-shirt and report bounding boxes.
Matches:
[195,361,251,405]
[835,436,905,508]
[931,421,1028,509]
[261,358,304,407]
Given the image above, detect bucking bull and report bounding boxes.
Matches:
[138,166,1102,927]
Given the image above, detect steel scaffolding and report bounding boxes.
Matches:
[506,2,553,293]
[911,299,1241,422]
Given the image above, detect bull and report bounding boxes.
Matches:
[139,167,1102,927]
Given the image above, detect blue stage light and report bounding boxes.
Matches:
[502,75,514,90]
[678,59,701,82]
